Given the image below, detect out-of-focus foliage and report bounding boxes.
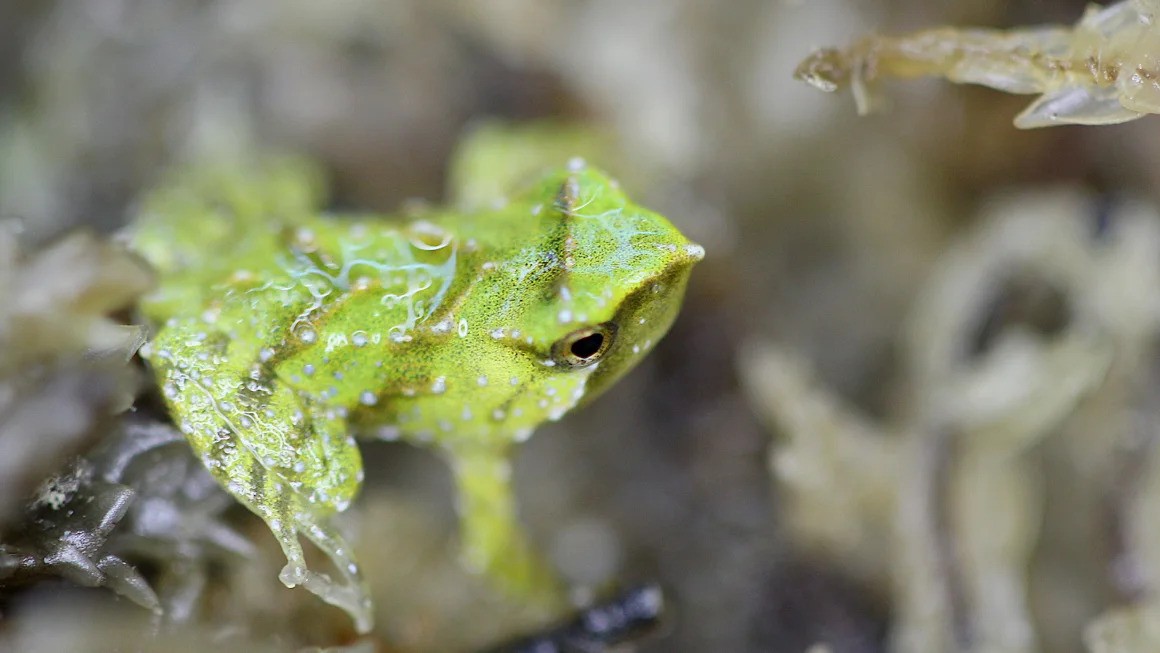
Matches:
[796,0,1160,127]
[0,226,149,525]
[742,190,1160,652]
[3,0,1160,651]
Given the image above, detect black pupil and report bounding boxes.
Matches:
[570,333,604,359]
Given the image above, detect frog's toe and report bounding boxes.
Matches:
[277,561,308,587]
[268,506,374,633]
[296,564,374,634]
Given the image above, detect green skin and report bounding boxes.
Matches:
[131,155,702,633]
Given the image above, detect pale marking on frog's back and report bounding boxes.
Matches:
[247,223,460,354]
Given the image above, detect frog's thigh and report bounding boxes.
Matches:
[445,444,564,607]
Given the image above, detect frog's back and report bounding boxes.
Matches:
[131,158,325,322]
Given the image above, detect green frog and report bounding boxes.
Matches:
[129,142,703,633]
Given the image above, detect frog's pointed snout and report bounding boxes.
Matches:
[683,242,705,263]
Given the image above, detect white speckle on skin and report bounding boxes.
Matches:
[510,377,519,386]
[431,319,453,335]
[259,347,275,362]
[300,329,317,343]
[541,359,556,367]
[685,243,705,259]
[462,406,473,421]
[303,364,315,376]
[482,261,497,272]
[325,333,349,352]
[432,377,447,394]
[360,391,377,406]
[377,426,400,441]
[639,317,647,325]
[632,345,640,354]
[558,309,573,324]
[477,375,488,387]
[293,461,307,473]
[458,319,469,337]
[514,427,534,442]
[352,331,368,346]
[531,203,543,216]
[439,420,453,432]
[567,157,586,171]
[492,408,506,421]
[490,328,506,340]
[333,371,344,380]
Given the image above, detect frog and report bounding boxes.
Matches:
[129,147,704,634]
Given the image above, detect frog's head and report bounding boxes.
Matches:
[462,162,703,429]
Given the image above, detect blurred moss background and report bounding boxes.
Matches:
[2,1,1160,652]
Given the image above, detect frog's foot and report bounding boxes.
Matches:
[269,505,374,634]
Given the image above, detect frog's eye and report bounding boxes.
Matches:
[552,322,617,368]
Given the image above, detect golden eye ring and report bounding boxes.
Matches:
[552,322,617,368]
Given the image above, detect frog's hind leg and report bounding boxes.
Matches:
[145,326,373,632]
